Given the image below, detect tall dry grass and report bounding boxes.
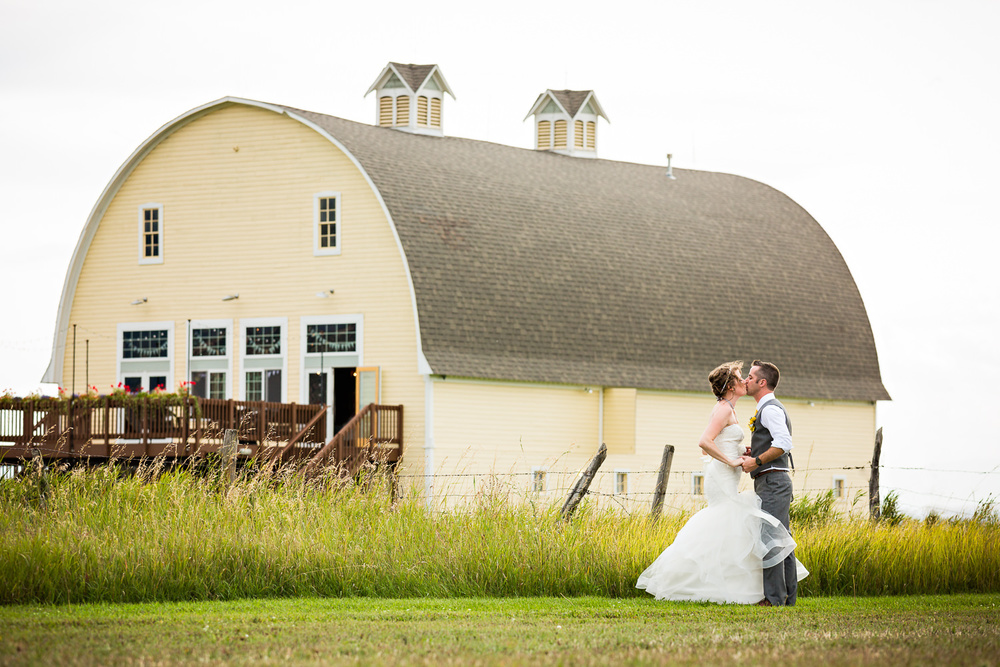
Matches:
[0,460,996,604]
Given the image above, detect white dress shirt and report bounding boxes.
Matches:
[756,394,793,470]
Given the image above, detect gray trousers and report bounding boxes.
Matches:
[754,471,797,606]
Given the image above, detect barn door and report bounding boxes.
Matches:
[355,367,380,410]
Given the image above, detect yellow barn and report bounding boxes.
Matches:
[43,63,889,510]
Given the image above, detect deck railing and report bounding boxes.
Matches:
[0,396,327,460]
[306,404,403,477]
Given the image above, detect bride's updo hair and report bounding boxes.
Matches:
[709,361,744,399]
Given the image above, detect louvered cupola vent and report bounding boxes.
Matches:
[366,63,455,136]
[524,90,608,157]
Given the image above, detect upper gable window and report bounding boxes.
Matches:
[314,192,341,256]
[138,204,164,265]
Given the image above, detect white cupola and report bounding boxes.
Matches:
[366,62,455,136]
[524,90,608,157]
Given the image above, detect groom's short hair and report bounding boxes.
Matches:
[752,360,780,390]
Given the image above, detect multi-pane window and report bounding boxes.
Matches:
[246,326,281,356]
[318,197,337,249]
[138,204,164,264]
[245,369,281,402]
[246,371,263,401]
[306,323,356,353]
[615,471,629,495]
[143,208,159,258]
[532,469,547,493]
[833,477,845,499]
[123,329,169,359]
[191,371,226,399]
[692,473,705,496]
[192,328,226,357]
[315,192,341,255]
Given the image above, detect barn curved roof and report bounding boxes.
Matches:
[44,98,888,401]
[287,106,888,401]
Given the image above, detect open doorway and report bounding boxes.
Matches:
[333,367,356,434]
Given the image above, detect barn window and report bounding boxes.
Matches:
[314,192,341,256]
[246,326,281,356]
[138,204,164,264]
[307,323,357,353]
[615,470,629,495]
[532,468,547,493]
[192,328,226,357]
[692,473,705,496]
[833,476,846,499]
[123,329,169,359]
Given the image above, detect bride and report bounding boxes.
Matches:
[636,360,808,604]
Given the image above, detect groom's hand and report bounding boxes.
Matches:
[741,458,757,474]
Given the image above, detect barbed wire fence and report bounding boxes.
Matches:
[2,439,997,518]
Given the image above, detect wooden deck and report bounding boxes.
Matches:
[0,396,402,472]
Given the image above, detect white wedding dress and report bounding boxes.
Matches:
[636,424,808,604]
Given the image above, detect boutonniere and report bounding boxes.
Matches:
[748,410,758,433]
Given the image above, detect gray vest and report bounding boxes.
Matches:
[750,398,793,478]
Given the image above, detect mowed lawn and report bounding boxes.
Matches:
[1,594,997,666]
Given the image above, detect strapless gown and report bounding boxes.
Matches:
[636,424,808,604]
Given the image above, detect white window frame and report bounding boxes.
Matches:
[531,467,547,493]
[188,319,233,400]
[239,317,287,401]
[614,469,630,495]
[691,472,705,496]
[833,476,846,499]
[300,314,364,438]
[138,203,164,265]
[116,321,175,391]
[313,191,342,256]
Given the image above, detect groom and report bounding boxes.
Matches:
[740,360,797,607]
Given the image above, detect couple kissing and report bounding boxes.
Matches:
[636,360,808,607]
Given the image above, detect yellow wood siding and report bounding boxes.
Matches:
[574,120,584,148]
[586,121,595,149]
[537,121,551,149]
[633,392,877,512]
[417,97,428,126]
[430,98,441,128]
[59,104,427,475]
[431,379,600,501]
[603,388,636,455]
[553,120,567,149]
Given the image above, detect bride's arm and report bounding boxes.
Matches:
[698,406,742,467]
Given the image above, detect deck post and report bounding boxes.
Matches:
[650,444,675,519]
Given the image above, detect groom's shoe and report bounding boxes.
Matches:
[756,599,772,607]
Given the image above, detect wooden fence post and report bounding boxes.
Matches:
[221,429,238,486]
[650,444,675,519]
[869,427,883,520]
[560,442,607,521]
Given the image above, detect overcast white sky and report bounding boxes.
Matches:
[1,0,998,517]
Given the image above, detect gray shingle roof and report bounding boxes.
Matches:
[389,63,437,93]
[549,90,593,117]
[290,106,889,401]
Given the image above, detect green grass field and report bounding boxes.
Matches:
[1,594,998,666]
[2,461,998,605]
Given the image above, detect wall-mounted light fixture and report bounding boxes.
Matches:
[315,289,335,298]
[130,297,147,305]
[221,294,239,301]
[584,387,594,394]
